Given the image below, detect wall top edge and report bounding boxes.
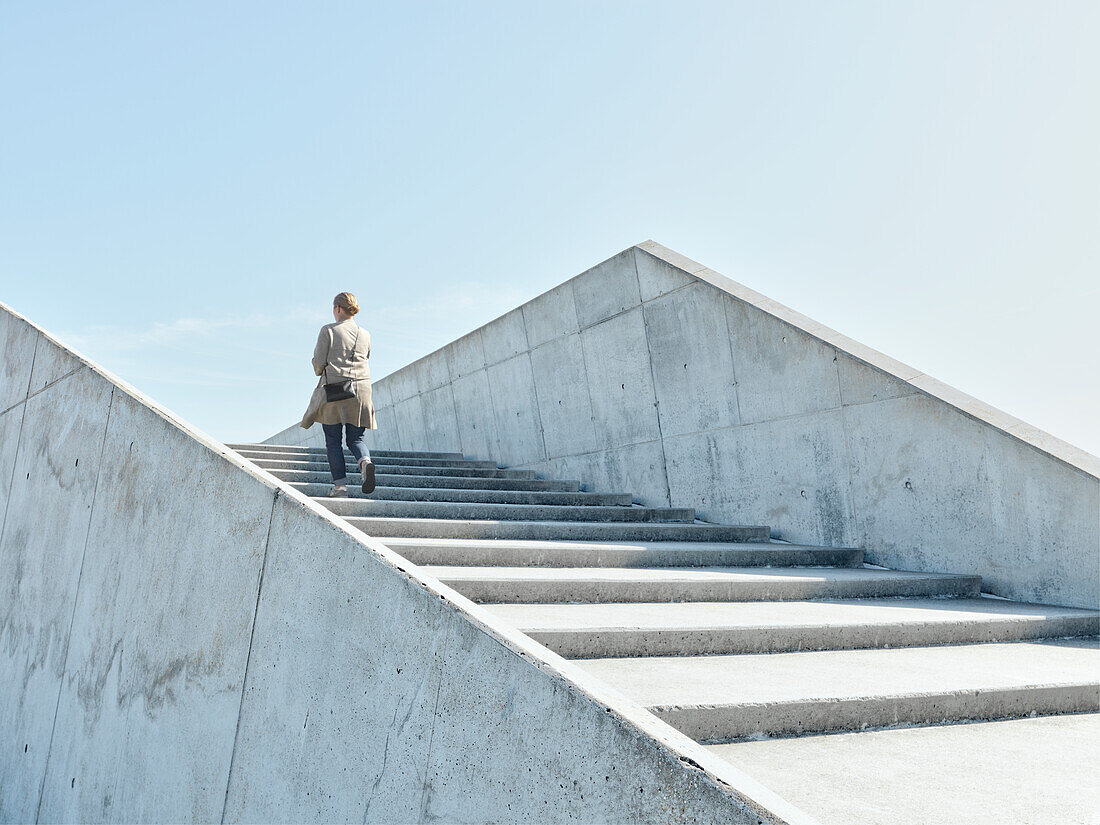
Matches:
[0,298,813,824]
[635,241,1100,480]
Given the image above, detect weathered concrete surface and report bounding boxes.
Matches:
[707,714,1100,825]
[269,242,1099,608]
[37,388,274,823]
[1,300,815,822]
[578,638,1100,739]
[0,366,113,822]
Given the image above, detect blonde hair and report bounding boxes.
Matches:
[333,292,359,316]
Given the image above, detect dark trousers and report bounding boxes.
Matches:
[322,422,370,483]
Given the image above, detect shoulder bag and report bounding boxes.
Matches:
[323,326,360,402]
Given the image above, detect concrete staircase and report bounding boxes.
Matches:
[232,442,1100,823]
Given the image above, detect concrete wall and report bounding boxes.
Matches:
[0,299,813,824]
[268,242,1100,609]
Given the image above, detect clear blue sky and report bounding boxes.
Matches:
[2,1,1097,454]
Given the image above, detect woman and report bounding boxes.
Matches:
[300,292,377,496]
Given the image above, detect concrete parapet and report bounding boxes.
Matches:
[270,242,1100,608]
[0,300,811,823]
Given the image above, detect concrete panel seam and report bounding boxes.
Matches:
[554,315,606,466]
[522,345,551,464]
[538,360,602,463]
[0,403,28,564]
[638,278,696,309]
[480,365,506,466]
[538,408,864,465]
[720,292,746,441]
[834,354,861,547]
[24,366,87,408]
[387,394,405,451]
[571,266,637,333]
[446,384,462,456]
[33,384,116,825]
[637,259,673,507]
[415,641,446,822]
[574,304,640,332]
[0,330,40,420]
[1,365,87,421]
[536,436,667,463]
[24,331,40,402]
[570,320,600,489]
[220,489,280,825]
[732,402,850,431]
[569,274,585,338]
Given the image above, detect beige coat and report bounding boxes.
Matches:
[300,319,377,429]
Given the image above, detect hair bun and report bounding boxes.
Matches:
[334,291,360,315]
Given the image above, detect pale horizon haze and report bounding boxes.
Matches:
[1,2,1097,457]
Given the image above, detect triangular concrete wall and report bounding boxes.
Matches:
[0,300,813,823]
[270,242,1099,609]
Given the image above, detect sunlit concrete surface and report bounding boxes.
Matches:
[707,714,1100,825]
[0,301,810,824]
[244,441,1098,825]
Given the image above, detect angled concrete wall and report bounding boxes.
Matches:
[0,300,811,823]
[269,243,1100,609]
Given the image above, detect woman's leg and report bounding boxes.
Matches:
[322,423,347,483]
[344,423,370,466]
[345,423,375,493]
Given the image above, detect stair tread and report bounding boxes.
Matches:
[347,516,769,542]
[350,516,763,528]
[705,715,1100,825]
[255,460,534,478]
[424,565,976,584]
[288,483,630,505]
[485,596,1100,631]
[382,537,828,552]
[576,638,1100,709]
[231,443,463,459]
[321,499,695,522]
[233,440,1098,761]
[381,537,862,567]
[271,469,579,491]
[247,455,499,468]
[428,564,982,603]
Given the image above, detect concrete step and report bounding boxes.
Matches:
[424,565,982,603]
[320,499,695,523]
[348,517,771,543]
[484,598,1100,658]
[237,449,498,469]
[229,443,464,460]
[706,714,1100,825]
[251,458,537,479]
[269,468,581,492]
[381,537,864,568]
[290,482,631,506]
[576,638,1100,740]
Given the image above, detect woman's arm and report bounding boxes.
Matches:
[312,327,330,376]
